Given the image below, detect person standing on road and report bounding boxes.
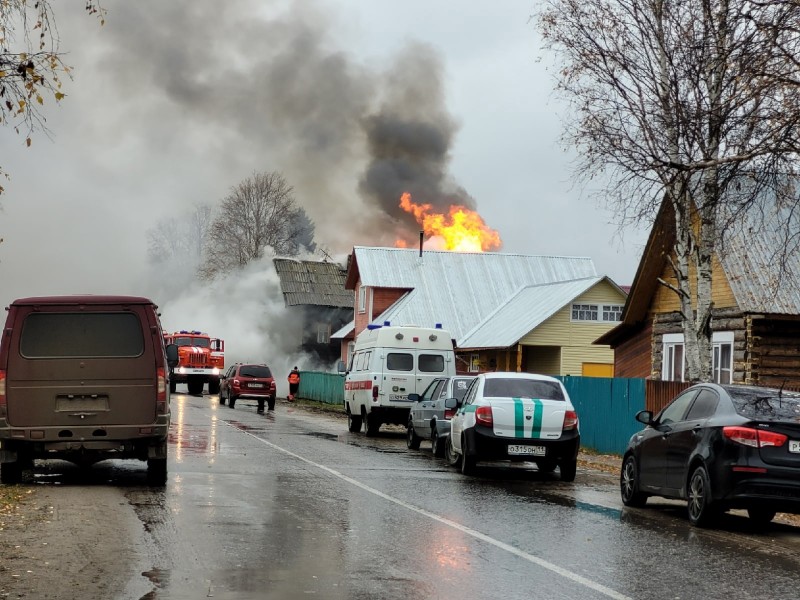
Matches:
[288,366,300,401]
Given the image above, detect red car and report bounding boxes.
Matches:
[219,363,276,412]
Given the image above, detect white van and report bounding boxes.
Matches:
[344,323,455,436]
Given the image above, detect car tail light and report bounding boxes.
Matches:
[372,385,379,402]
[0,369,5,408]
[476,405,493,427]
[270,381,276,392]
[723,426,787,448]
[563,410,578,431]
[156,367,167,414]
[444,407,456,419]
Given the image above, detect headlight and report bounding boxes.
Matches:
[211,368,220,375]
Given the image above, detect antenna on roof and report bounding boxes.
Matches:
[319,248,333,263]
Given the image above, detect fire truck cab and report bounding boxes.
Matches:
[164,330,225,395]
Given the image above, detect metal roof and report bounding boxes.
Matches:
[719,199,800,314]
[458,278,603,349]
[272,258,352,308]
[351,247,599,346]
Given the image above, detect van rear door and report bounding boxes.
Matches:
[5,307,158,427]
[414,351,450,397]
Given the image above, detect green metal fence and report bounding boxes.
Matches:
[296,371,345,405]
[298,372,650,454]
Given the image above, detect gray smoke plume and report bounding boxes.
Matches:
[69,0,473,250]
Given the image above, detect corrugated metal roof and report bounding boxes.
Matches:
[458,278,602,349]
[719,200,800,314]
[353,247,599,345]
[331,319,354,340]
[273,258,352,308]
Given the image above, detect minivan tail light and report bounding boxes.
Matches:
[563,410,578,431]
[372,385,379,402]
[0,369,5,408]
[156,367,167,414]
[723,426,787,448]
[476,405,493,427]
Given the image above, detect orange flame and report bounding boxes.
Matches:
[398,192,501,252]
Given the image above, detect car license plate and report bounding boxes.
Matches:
[249,383,265,388]
[507,445,545,456]
[389,394,408,401]
[790,440,800,453]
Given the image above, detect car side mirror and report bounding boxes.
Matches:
[635,410,653,425]
[165,344,179,369]
[408,393,420,403]
[444,397,458,409]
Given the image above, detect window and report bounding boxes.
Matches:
[658,389,698,425]
[602,305,623,322]
[685,389,719,420]
[469,353,480,373]
[358,286,366,313]
[572,304,598,321]
[571,303,623,322]
[712,332,734,385]
[663,334,684,382]
[419,353,445,373]
[21,313,144,358]
[386,352,413,371]
[662,332,734,384]
[346,342,355,369]
[316,323,331,344]
[483,378,565,401]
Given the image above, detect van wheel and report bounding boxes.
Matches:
[347,410,362,433]
[0,460,22,484]
[208,380,220,395]
[364,411,379,437]
[407,422,422,450]
[187,378,204,395]
[147,458,167,486]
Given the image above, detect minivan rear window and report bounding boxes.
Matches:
[418,353,445,373]
[484,378,565,401]
[20,313,145,358]
[387,352,413,371]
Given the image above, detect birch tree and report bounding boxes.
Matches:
[201,171,315,279]
[537,0,800,381]
[0,1,105,195]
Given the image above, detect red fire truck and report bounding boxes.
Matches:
[163,330,225,395]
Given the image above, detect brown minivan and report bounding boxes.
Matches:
[0,295,175,485]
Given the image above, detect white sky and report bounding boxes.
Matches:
[0,1,649,378]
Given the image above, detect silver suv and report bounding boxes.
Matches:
[406,376,475,456]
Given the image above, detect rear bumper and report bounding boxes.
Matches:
[710,460,800,513]
[464,425,580,462]
[0,416,170,461]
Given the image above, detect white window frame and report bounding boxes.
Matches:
[661,331,734,383]
[571,303,623,323]
[316,322,331,344]
[358,286,366,313]
[469,353,480,373]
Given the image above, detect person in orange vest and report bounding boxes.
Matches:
[287,366,300,401]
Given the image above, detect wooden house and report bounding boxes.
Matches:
[332,246,628,376]
[596,198,800,387]
[272,258,353,366]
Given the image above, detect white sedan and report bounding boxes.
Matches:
[445,372,581,481]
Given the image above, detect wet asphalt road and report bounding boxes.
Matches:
[31,392,800,599]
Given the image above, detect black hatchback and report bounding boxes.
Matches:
[620,383,800,527]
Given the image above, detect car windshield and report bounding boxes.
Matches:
[239,365,271,378]
[174,336,210,348]
[483,378,564,401]
[728,386,800,421]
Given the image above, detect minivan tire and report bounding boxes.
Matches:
[147,458,167,486]
[347,410,362,433]
[0,461,22,484]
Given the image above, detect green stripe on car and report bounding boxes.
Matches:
[514,398,543,438]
